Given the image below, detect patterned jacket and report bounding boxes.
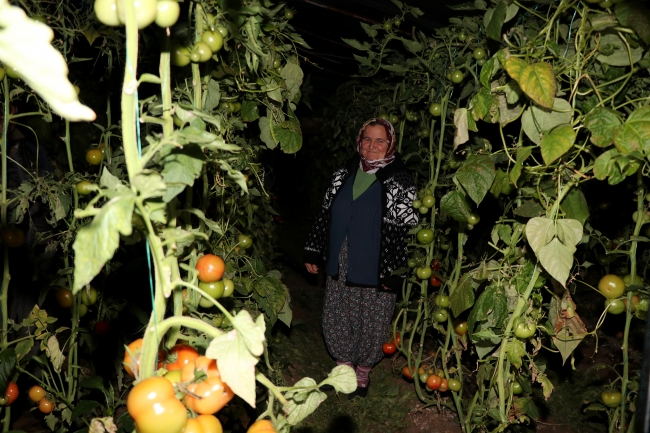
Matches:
[304,154,418,292]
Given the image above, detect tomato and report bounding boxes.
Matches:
[2,382,18,406]
[38,398,54,413]
[454,320,468,336]
[389,114,400,125]
[601,390,621,407]
[1,228,25,248]
[450,70,464,84]
[78,303,88,318]
[440,240,451,250]
[448,378,462,392]
[416,267,432,280]
[171,42,191,67]
[382,342,397,355]
[477,59,487,66]
[416,228,434,244]
[192,41,213,63]
[284,9,294,19]
[164,370,182,385]
[123,338,143,378]
[512,381,523,394]
[438,378,449,392]
[407,258,418,268]
[421,195,435,208]
[632,211,650,224]
[201,31,224,53]
[435,294,450,308]
[433,309,448,323]
[94,321,111,336]
[467,213,480,225]
[426,374,441,391]
[449,157,463,169]
[431,259,441,271]
[514,318,536,339]
[55,288,73,308]
[430,275,442,287]
[247,419,275,433]
[238,234,253,249]
[419,372,429,383]
[605,299,625,315]
[196,254,226,283]
[76,180,94,196]
[233,102,242,113]
[222,278,235,297]
[419,206,429,215]
[394,18,402,26]
[28,385,45,403]
[378,113,390,121]
[599,0,612,7]
[94,0,120,26]
[5,66,20,80]
[428,103,442,117]
[184,415,223,433]
[402,366,414,380]
[127,377,187,433]
[86,149,103,165]
[598,274,625,299]
[181,356,234,414]
[216,26,229,38]
[420,128,430,138]
[623,274,643,286]
[155,1,180,27]
[199,281,225,306]
[383,21,393,32]
[393,332,401,346]
[624,295,641,312]
[116,0,157,29]
[472,48,486,60]
[458,32,467,41]
[165,344,199,371]
[81,286,98,306]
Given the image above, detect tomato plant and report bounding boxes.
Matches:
[123,338,143,378]
[55,288,73,308]
[513,318,536,339]
[416,267,432,280]
[453,320,468,336]
[183,415,223,433]
[416,228,434,244]
[426,374,441,391]
[155,0,180,28]
[429,275,442,287]
[76,180,95,196]
[435,294,449,308]
[38,398,54,414]
[448,379,462,392]
[81,286,98,306]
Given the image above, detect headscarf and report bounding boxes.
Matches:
[356,118,396,173]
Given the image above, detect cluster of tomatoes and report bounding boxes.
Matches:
[94,0,181,29]
[53,285,99,318]
[599,273,645,315]
[170,19,226,68]
[0,382,55,414]
[402,363,462,394]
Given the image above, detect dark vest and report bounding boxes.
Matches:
[326,171,382,286]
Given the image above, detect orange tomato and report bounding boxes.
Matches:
[247,419,275,433]
[127,377,187,433]
[123,338,143,378]
[439,378,449,392]
[28,385,45,403]
[183,415,223,433]
[181,356,234,414]
[38,398,54,414]
[402,365,414,380]
[165,344,199,371]
[196,254,226,283]
[426,374,442,391]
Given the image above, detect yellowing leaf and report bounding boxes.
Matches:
[504,55,526,82]
[540,124,576,165]
[505,53,557,109]
[613,106,650,155]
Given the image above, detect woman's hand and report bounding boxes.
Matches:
[305,263,319,274]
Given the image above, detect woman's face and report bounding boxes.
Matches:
[360,125,389,161]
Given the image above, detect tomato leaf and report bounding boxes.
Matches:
[521,98,572,145]
[440,190,471,222]
[73,191,135,292]
[319,365,357,394]
[341,38,371,51]
[160,144,206,203]
[207,311,265,408]
[510,146,533,185]
[560,189,590,226]
[360,22,377,38]
[70,400,101,422]
[584,108,621,148]
[44,335,65,374]
[513,397,539,419]
[505,338,526,369]
[484,1,507,41]
[449,274,475,317]
[540,124,576,166]
[614,106,650,155]
[241,100,260,123]
[456,154,496,205]
[271,118,302,154]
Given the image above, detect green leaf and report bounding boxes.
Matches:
[285,388,327,425]
[560,189,590,225]
[277,291,293,327]
[514,199,544,218]
[381,64,408,74]
[593,148,618,180]
[400,37,423,53]
[360,22,377,38]
[205,79,220,111]
[514,397,539,419]
[280,62,304,104]
[555,219,583,247]
[616,1,650,45]
[595,32,644,66]
[73,193,135,292]
[468,285,496,333]
[160,144,206,203]
[79,376,105,391]
[206,311,265,408]
[485,1,507,41]
[271,119,303,154]
[536,374,554,400]
[440,190,471,222]
[258,117,276,149]
[470,87,493,122]
[614,106,650,155]
[70,400,101,422]
[540,124,576,165]
[479,56,499,89]
[521,98,573,145]
[496,93,524,126]
[449,274,475,317]
[538,238,575,286]
[584,108,621,148]
[525,217,555,255]
[341,38,370,51]
[490,169,510,198]
[510,146,533,185]
[456,154,496,205]
[320,365,357,394]
[240,100,260,123]
[0,349,16,393]
[505,338,526,369]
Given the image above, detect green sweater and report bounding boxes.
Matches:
[353,168,376,200]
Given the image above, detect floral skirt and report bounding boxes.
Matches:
[322,241,396,367]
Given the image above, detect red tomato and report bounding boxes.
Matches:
[3,382,18,405]
[196,254,226,283]
[181,356,234,414]
[127,377,187,433]
[426,374,441,391]
[402,366,414,380]
[393,332,401,346]
[382,342,397,355]
[94,321,111,336]
[0,228,25,248]
[439,378,449,392]
[429,275,442,287]
[431,259,441,270]
[165,344,199,371]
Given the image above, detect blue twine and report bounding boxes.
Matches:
[563,9,577,57]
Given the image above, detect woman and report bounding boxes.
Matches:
[304,118,418,395]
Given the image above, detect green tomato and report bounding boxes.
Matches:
[416,267,433,280]
[433,309,448,323]
[76,180,95,196]
[512,381,523,394]
[601,391,622,407]
[4,66,20,80]
[513,317,536,339]
[440,240,451,251]
[407,258,418,268]
[623,274,644,286]
[477,59,486,66]
[450,70,464,84]
[421,195,436,208]
[378,113,390,120]
[94,0,120,26]
[449,157,463,169]
[199,280,225,303]
[435,294,450,308]
[170,42,190,67]
[389,114,400,125]
[458,32,467,42]
[467,213,480,225]
[605,299,625,315]
[419,206,429,215]
[216,26,229,38]
[598,274,625,299]
[428,103,442,117]
[116,0,157,29]
[419,372,429,383]
[284,9,294,19]
[420,128,430,138]
[222,278,235,297]
[78,303,88,318]
[81,286,98,306]
[394,18,402,27]
[383,21,393,32]
[155,1,180,27]
[416,228,434,244]
[447,379,461,392]
[412,199,422,209]
[472,47,486,60]
[191,41,213,62]
[201,30,224,53]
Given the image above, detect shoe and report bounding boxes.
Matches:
[348,386,368,398]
